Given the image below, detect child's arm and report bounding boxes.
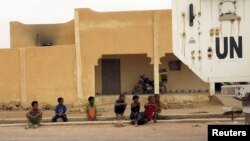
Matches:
[63,106,67,115]
[114,101,120,106]
[26,111,33,118]
[55,106,59,115]
[34,110,43,118]
[115,101,127,106]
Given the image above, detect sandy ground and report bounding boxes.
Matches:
[0,105,224,119]
[0,122,209,141]
[0,121,244,141]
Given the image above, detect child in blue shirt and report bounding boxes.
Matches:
[52,97,68,122]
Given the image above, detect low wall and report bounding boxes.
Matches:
[95,94,210,108]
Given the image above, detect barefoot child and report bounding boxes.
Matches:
[114,94,127,118]
[26,101,43,128]
[52,97,68,122]
[85,96,97,121]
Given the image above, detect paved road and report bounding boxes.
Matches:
[0,122,209,141]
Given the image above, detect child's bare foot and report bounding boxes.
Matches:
[25,125,31,129]
[121,115,125,119]
[33,124,38,128]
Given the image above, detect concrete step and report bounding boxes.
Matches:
[0,118,245,127]
[0,113,244,124]
[214,95,242,107]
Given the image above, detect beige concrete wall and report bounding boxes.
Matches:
[160,54,209,92]
[165,64,209,92]
[0,49,21,103]
[77,9,172,58]
[24,45,77,105]
[158,11,172,55]
[95,54,153,94]
[76,9,173,100]
[10,20,75,48]
[0,45,77,106]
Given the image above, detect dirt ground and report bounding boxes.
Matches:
[0,105,224,119]
[0,121,244,141]
[0,122,208,141]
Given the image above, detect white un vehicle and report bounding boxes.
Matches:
[172,0,250,124]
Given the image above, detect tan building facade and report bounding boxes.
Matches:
[0,9,209,106]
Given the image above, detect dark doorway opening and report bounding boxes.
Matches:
[102,59,121,95]
[215,83,222,93]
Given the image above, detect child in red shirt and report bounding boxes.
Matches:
[144,96,157,123]
[26,101,43,128]
[130,96,157,126]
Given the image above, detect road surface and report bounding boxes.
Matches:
[0,122,209,141]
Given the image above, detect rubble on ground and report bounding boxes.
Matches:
[0,101,22,111]
[40,103,53,110]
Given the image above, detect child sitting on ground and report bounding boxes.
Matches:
[85,96,97,121]
[114,93,127,118]
[144,96,157,123]
[154,94,163,119]
[130,96,157,126]
[26,101,43,128]
[130,95,140,126]
[52,97,68,122]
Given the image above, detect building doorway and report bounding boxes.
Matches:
[215,83,222,93]
[102,59,121,94]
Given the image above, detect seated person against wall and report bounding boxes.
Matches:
[85,96,97,121]
[26,101,43,128]
[130,95,141,126]
[52,97,68,122]
[114,94,127,118]
[144,96,157,123]
[131,96,157,126]
[154,94,165,119]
